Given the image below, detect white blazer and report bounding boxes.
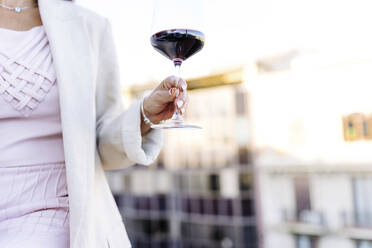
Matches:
[38,0,163,247]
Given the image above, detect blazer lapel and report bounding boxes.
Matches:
[39,0,96,246]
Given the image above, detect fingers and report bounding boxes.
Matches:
[151,87,180,104]
[161,75,188,115]
[162,76,187,92]
[153,75,187,104]
[144,76,189,122]
[175,90,189,115]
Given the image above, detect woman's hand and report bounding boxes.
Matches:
[141,76,189,134]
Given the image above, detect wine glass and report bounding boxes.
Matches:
[150,0,205,129]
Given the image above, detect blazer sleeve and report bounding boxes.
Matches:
[95,19,164,170]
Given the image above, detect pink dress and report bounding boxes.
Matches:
[0,26,69,248]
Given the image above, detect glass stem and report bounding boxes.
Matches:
[172,63,183,122]
[175,63,181,77]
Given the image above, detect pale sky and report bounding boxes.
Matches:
[76,0,372,86]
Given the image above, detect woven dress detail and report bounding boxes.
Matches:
[0,26,56,116]
[0,25,65,167]
[0,26,69,248]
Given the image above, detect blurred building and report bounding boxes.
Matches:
[107,68,257,248]
[253,52,372,248]
[107,51,372,248]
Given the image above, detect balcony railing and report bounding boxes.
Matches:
[342,211,372,229]
[281,209,328,236]
[282,209,326,226]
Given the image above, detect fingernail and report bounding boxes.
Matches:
[176,99,183,108]
[175,88,180,97]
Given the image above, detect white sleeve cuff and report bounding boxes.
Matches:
[121,99,164,165]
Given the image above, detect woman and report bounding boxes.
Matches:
[0,0,188,247]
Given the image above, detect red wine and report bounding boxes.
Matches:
[151,29,205,66]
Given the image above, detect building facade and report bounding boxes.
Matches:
[107,53,372,248]
[253,54,372,248]
[107,68,257,248]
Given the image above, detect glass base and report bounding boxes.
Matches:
[151,119,202,129]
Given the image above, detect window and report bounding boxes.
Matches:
[203,197,219,215]
[296,235,317,248]
[155,194,168,211]
[218,198,233,216]
[368,114,372,139]
[209,225,236,245]
[357,240,372,248]
[151,219,169,234]
[190,196,202,214]
[353,177,372,227]
[135,196,150,210]
[294,176,311,219]
[239,172,252,192]
[343,113,372,141]
[235,91,247,115]
[241,198,254,217]
[181,222,192,238]
[363,120,369,137]
[243,226,257,247]
[238,147,251,165]
[209,173,220,192]
[181,197,192,213]
[121,194,133,209]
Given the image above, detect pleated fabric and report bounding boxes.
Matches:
[0,162,70,248]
